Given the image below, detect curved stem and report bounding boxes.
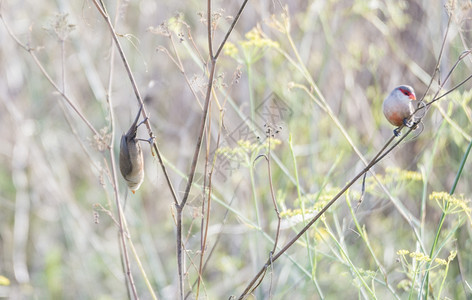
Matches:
[238,127,413,299]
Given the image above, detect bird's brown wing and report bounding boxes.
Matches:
[119,134,132,178]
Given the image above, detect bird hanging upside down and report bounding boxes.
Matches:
[119,106,145,193]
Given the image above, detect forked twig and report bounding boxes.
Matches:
[174,1,249,298]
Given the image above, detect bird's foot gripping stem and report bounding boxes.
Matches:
[404,117,422,130]
[394,118,420,137]
[393,127,402,137]
[403,118,414,128]
[137,117,149,128]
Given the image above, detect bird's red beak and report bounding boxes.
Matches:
[410,94,416,100]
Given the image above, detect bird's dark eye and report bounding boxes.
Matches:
[399,88,410,96]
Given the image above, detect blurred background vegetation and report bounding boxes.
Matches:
[0,0,471,299]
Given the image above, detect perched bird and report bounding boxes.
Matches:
[119,106,145,193]
[382,85,416,136]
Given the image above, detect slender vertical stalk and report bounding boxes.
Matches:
[421,138,472,299]
[175,1,249,297]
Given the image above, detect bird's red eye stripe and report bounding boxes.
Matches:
[399,88,416,100]
[399,88,410,96]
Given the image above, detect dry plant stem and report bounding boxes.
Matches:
[176,28,216,300]
[271,21,424,242]
[2,6,141,298]
[189,195,236,300]
[207,0,214,58]
[170,35,203,108]
[60,40,66,92]
[214,0,249,59]
[248,137,282,297]
[105,3,135,298]
[237,46,472,296]
[195,106,223,299]
[185,112,232,300]
[159,32,204,108]
[29,54,99,135]
[0,15,100,138]
[105,67,139,300]
[421,14,451,98]
[427,72,472,107]
[195,100,213,300]
[175,212,185,299]
[266,137,281,254]
[268,163,281,256]
[180,2,218,209]
[178,0,250,208]
[175,20,206,65]
[91,3,180,296]
[406,50,472,129]
[94,0,147,117]
[175,1,249,298]
[92,0,186,296]
[265,137,282,299]
[92,0,180,206]
[238,131,410,299]
[89,2,142,299]
[120,208,159,300]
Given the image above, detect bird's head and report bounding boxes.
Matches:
[394,85,416,101]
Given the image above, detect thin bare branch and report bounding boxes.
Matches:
[420,15,452,100]
[91,0,180,207]
[175,1,250,297]
[238,10,472,296]
[237,128,411,299]
[1,14,101,138]
[214,0,249,59]
[207,0,213,59]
